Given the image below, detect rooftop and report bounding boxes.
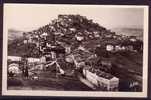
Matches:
[88,68,114,80]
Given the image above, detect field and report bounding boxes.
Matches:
[8,71,92,91]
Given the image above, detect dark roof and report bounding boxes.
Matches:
[88,68,114,80]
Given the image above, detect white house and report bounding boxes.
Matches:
[28,58,40,63]
[75,34,84,41]
[129,37,137,42]
[65,46,71,54]
[69,28,76,32]
[106,44,114,51]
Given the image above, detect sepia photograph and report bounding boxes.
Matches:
[2,4,149,97]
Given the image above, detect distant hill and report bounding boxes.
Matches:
[111,27,143,40]
[8,29,24,46]
[8,29,23,42]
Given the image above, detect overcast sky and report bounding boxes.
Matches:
[4,4,145,32]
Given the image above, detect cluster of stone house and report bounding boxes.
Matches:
[8,56,42,75]
[102,34,143,52]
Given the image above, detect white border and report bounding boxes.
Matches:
[2,4,149,97]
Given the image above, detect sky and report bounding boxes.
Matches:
[4,4,146,32]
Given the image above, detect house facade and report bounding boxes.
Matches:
[83,68,119,91]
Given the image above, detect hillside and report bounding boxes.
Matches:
[8,14,143,75]
[8,14,111,57]
[112,27,143,40]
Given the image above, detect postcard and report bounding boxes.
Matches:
[2,3,149,97]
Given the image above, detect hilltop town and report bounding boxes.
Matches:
[8,15,143,91]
